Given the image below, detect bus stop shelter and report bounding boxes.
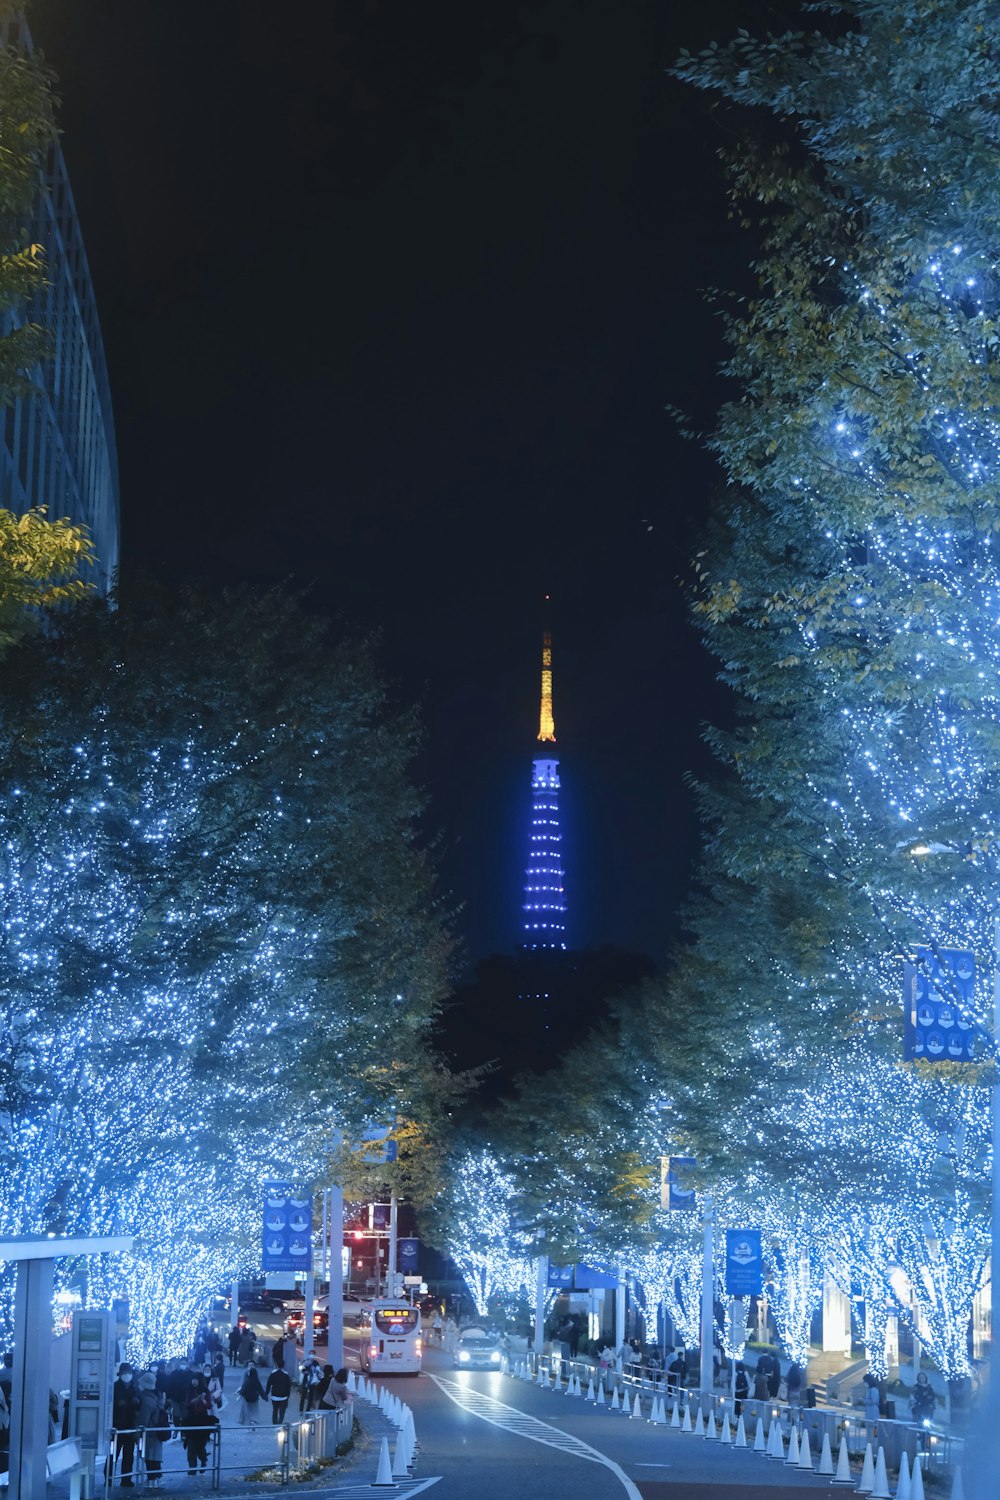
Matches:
[0,1235,133,1500]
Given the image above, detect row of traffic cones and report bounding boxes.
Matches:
[508,1362,963,1500]
[344,1369,418,1489]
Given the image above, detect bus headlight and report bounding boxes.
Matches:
[458,1351,470,1363]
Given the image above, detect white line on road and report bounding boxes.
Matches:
[427,1374,643,1500]
[324,1477,441,1497]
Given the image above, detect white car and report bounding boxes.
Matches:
[454,1328,503,1370]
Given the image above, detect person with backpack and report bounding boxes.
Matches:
[238,1361,266,1426]
[137,1372,169,1485]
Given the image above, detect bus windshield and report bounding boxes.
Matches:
[374,1308,419,1334]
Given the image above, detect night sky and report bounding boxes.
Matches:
[33,0,798,973]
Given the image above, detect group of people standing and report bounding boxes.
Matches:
[110,1356,224,1484]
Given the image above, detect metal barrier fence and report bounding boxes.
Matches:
[103,1406,353,1494]
[523,1352,961,1485]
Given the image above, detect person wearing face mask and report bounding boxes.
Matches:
[107,1363,142,1487]
[205,1363,223,1411]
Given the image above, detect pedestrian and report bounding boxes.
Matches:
[211,1351,226,1394]
[319,1367,349,1412]
[237,1362,267,1427]
[204,1362,224,1412]
[136,1372,169,1486]
[299,1354,321,1413]
[314,1364,334,1409]
[911,1371,936,1424]
[181,1377,214,1477]
[786,1361,803,1404]
[237,1326,255,1366]
[735,1361,749,1417]
[863,1373,880,1425]
[753,1362,770,1401]
[431,1311,443,1346]
[106,1362,141,1488]
[165,1359,189,1425]
[265,1364,292,1423]
[272,1334,287,1372]
[228,1325,241,1366]
[766,1352,780,1399]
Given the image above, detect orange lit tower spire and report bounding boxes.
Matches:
[523,611,567,948]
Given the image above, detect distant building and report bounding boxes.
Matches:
[0,16,119,591]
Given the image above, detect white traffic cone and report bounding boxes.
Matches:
[949,1465,964,1500]
[670,1399,680,1428]
[798,1427,813,1470]
[649,1396,664,1426]
[736,1414,749,1448]
[611,1385,621,1411]
[596,1381,606,1407]
[537,1365,546,1388]
[833,1432,853,1485]
[631,1393,642,1419]
[768,1417,785,1460]
[895,1452,911,1500]
[705,1406,718,1440]
[911,1457,926,1500]
[391,1433,410,1479]
[372,1436,396,1488]
[752,1416,765,1452]
[346,1370,357,1394]
[870,1447,891,1500]
[818,1432,835,1476]
[694,1405,705,1436]
[785,1425,800,1465]
[856,1441,876,1494]
[586,1378,595,1401]
[682,1400,693,1433]
[720,1410,732,1444]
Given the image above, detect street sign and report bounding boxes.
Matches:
[725,1230,762,1296]
[262,1183,313,1274]
[546,1264,574,1288]
[903,946,976,1062]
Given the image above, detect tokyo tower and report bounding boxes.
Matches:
[522,624,567,948]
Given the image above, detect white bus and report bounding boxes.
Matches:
[359,1299,422,1376]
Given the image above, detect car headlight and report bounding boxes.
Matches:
[490,1352,501,1363]
[458,1351,470,1363]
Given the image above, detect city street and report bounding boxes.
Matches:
[332,1340,835,1500]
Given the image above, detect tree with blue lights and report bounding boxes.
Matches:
[0,587,451,1357]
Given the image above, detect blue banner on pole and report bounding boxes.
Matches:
[664,1156,697,1212]
[398,1238,419,1275]
[262,1183,313,1274]
[725,1230,762,1297]
[903,946,976,1062]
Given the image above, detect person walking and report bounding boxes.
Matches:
[107,1362,141,1488]
[180,1377,214,1477]
[237,1362,267,1427]
[136,1373,168,1486]
[272,1334,288,1373]
[786,1361,804,1405]
[863,1373,881,1425]
[753,1362,770,1401]
[734,1361,749,1417]
[237,1326,255,1366]
[265,1364,292,1424]
[228,1325,241,1366]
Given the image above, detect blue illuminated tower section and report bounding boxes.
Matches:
[522,628,567,948]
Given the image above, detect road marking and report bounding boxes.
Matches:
[428,1373,643,1499]
[324,1478,441,1496]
